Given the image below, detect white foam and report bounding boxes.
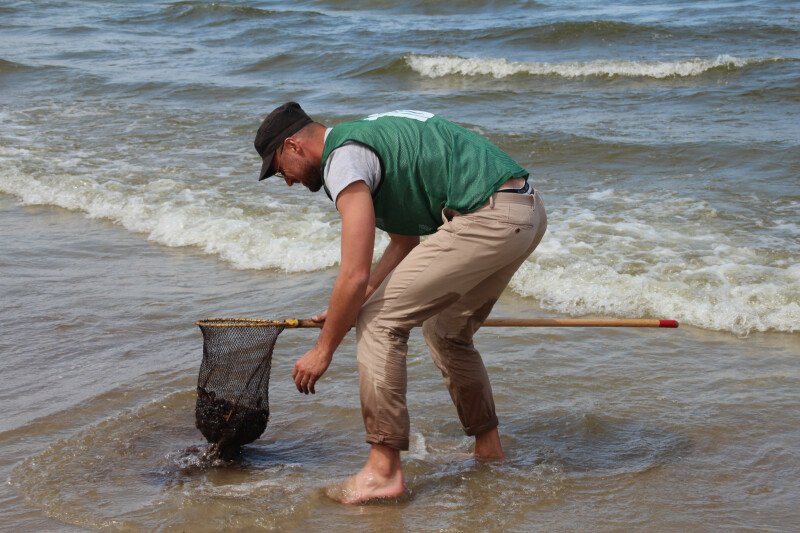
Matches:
[772,220,800,235]
[588,188,615,201]
[1,152,797,336]
[0,145,32,157]
[406,54,782,79]
[194,476,297,498]
[407,431,429,460]
[509,191,800,336]
[0,166,388,273]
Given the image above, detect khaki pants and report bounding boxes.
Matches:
[355,190,547,450]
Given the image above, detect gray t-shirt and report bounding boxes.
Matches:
[323,128,381,206]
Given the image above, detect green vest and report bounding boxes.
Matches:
[320,111,528,236]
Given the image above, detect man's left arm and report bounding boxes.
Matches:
[292,181,375,394]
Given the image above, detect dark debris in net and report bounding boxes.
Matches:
[195,387,269,460]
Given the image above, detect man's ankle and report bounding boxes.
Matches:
[365,444,402,477]
[474,427,505,459]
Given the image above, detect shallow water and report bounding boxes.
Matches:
[1,0,799,530]
[2,198,799,531]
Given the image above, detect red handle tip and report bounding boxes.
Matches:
[659,319,679,328]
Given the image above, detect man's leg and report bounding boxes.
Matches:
[327,223,473,503]
[328,192,546,503]
[423,191,547,458]
[422,256,533,460]
[326,226,464,503]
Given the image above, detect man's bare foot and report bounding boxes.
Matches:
[325,444,407,504]
[474,427,505,460]
[325,468,406,504]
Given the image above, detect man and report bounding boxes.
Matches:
[254,102,547,504]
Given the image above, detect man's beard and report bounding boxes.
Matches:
[301,160,323,192]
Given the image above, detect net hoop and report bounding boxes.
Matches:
[196,317,301,328]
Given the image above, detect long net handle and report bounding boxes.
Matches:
[197,318,679,328]
[487,318,678,328]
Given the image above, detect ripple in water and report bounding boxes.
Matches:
[510,411,691,475]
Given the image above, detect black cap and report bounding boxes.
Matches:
[254,102,314,180]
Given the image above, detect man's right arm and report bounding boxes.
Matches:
[311,232,418,322]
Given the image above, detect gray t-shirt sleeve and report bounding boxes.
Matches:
[323,141,382,206]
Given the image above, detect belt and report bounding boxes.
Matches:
[497,182,532,194]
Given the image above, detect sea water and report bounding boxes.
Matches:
[1,1,798,530]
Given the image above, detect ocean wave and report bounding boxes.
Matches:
[507,191,800,336]
[494,19,670,45]
[510,260,800,337]
[310,0,543,14]
[235,53,309,74]
[742,81,800,103]
[1,116,797,336]
[415,19,799,49]
[0,168,357,273]
[499,20,800,46]
[406,54,786,79]
[0,58,32,73]
[163,1,278,21]
[116,1,283,27]
[1,164,797,335]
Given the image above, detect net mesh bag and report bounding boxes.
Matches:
[195,318,286,459]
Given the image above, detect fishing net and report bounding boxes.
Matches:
[195,318,293,459]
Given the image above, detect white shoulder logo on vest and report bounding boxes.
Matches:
[364,110,434,122]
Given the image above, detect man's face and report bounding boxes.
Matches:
[272,139,322,192]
